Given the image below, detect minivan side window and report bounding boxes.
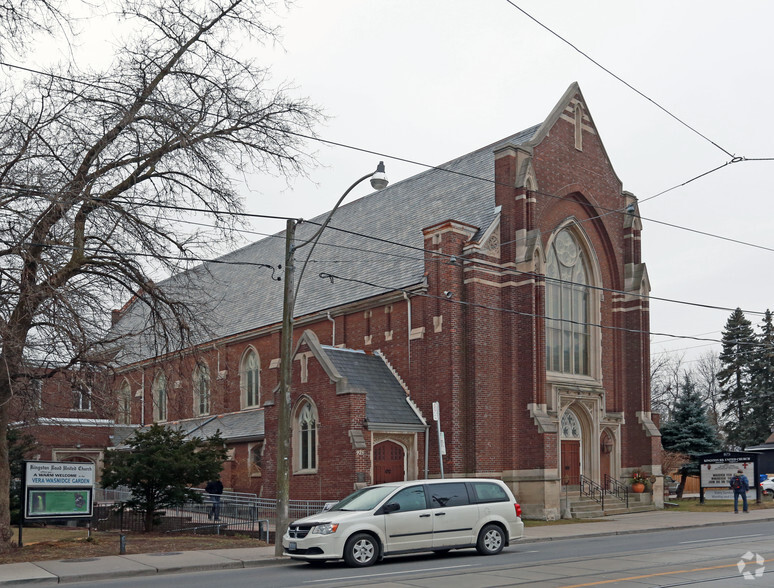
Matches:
[470,482,509,503]
[429,482,470,507]
[389,486,427,512]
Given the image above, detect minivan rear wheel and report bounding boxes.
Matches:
[343,533,378,567]
[476,524,505,555]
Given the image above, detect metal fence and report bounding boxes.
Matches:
[95,487,132,503]
[94,487,334,542]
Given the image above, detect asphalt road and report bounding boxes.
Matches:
[60,521,774,587]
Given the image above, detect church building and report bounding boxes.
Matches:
[110,83,661,518]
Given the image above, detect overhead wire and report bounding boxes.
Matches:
[317,271,773,351]
[3,56,773,346]
[502,0,734,158]
[7,190,771,320]
[2,60,773,253]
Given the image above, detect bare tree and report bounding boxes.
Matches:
[0,0,67,56]
[0,0,319,551]
[650,352,687,421]
[694,350,723,433]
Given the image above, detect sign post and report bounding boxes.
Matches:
[432,402,444,479]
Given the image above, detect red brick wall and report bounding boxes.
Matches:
[113,91,654,495]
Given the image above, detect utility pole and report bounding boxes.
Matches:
[275,218,295,557]
[273,163,388,557]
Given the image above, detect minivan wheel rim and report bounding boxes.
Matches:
[354,540,374,563]
[484,530,501,551]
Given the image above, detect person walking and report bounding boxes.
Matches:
[206,478,224,521]
[729,469,749,513]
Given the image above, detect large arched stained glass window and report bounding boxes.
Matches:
[546,229,590,375]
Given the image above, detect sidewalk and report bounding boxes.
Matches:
[3,508,774,585]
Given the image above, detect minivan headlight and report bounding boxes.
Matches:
[310,523,339,535]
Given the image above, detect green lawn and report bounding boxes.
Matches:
[663,496,774,512]
[14,525,90,545]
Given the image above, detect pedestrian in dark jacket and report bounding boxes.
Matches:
[729,469,749,513]
[206,479,224,521]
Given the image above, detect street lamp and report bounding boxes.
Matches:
[274,162,389,556]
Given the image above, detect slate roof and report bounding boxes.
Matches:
[128,347,423,441]
[322,346,425,428]
[155,408,265,443]
[112,124,541,364]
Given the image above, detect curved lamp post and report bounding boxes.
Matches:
[275,162,388,556]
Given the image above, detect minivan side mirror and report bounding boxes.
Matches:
[322,502,336,512]
[381,502,400,514]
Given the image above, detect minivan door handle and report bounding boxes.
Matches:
[419,514,430,518]
[435,512,446,516]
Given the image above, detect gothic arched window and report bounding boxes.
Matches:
[152,372,167,422]
[295,401,318,472]
[561,410,582,439]
[194,362,210,416]
[240,349,260,408]
[118,380,132,424]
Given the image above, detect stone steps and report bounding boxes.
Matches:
[563,490,657,519]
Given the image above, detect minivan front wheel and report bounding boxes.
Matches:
[476,524,505,555]
[344,533,378,567]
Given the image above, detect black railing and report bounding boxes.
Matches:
[578,475,632,513]
[93,495,335,539]
[604,474,629,508]
[579,474,605,510]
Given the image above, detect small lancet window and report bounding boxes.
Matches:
[574,103,583,151]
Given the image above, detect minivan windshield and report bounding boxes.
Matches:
[328,485,397,511]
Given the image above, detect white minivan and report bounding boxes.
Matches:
[282,478,524,567]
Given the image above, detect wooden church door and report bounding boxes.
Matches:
[561,440,580,486]
[374,441,405,484]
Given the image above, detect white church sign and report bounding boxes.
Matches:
[24,461,95,518]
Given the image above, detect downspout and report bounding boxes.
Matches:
[327,312,336,347]
[403,292,412,368]
[140,371,145,426]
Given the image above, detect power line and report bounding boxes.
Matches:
[502,0,734,158]
[11,241,282,276]
[318,271,772,350]
[303,219,769,318]
[7,194,770,319]
[651,343,719,356]
[652,330,721,345]
[3,62,773,320]
[10,227,770,356]
[3,60,773,253]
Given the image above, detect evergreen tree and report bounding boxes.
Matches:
[747,310,774,444]
[660,373,720,455]
[717,308,756,448]
[101,425,227,532]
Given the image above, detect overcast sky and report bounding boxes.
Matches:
[27,0,774,365]
[236,0,773,366]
